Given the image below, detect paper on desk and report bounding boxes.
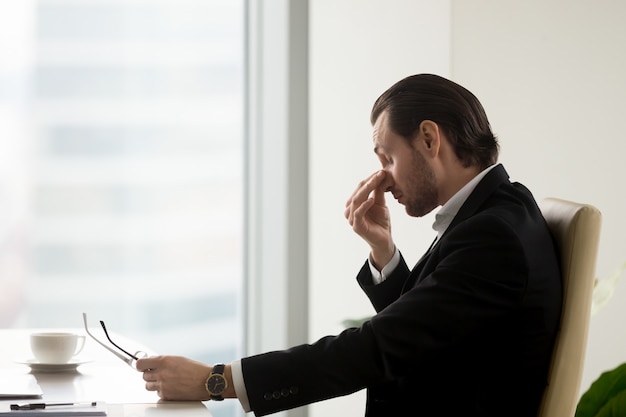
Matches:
[0,402,107,416]
[0,374,42,399]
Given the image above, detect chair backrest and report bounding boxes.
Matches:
[537,198,602,417]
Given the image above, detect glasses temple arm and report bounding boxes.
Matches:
[82,313,131,363]
[99,320,139,360]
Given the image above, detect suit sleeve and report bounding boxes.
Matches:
[356,254,412,312]
[241,324,383,416]
[241,214,529,415]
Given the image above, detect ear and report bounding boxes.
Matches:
[417,120,441,157]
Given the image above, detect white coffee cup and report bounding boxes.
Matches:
[30,332,86,364]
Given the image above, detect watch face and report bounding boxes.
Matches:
[207,374,227,395]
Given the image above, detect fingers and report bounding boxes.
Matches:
[143,367,159,394]
[138,355,211,401]
[345,171,387,224]
[371,175,388,206]
[145,381,168,400]
[142,370,155,382]
[142,364,165,398]
[138,357,162,396]
[136,356,158,372]
[345,171,383,209]
[352,196,376,222]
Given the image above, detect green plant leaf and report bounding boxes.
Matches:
[341,316,371,328]
[594,390,626,417]
[576,363,626,417]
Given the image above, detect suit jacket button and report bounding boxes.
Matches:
[263,392,272,401]
[290,386,299,395]
[281,388,290,397]
[272,391,281,399]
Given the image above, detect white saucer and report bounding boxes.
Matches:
[16,358,92,373]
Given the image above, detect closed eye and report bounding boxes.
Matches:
[377,154,391,167]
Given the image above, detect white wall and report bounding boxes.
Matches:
[309,1,450,415]
[451,0,626,398]
[310,0,626,415]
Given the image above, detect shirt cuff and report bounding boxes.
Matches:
[231,359,251,412]
[368,247,400,284]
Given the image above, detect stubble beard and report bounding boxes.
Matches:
[404,150,438,218]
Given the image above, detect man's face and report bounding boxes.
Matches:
[373,112,439,217]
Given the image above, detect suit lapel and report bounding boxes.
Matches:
[401,237,436,293]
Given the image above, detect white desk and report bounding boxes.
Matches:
[0,329,213,417]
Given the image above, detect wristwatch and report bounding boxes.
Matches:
[205,363,227,401]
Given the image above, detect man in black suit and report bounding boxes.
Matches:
[137,74,562,417]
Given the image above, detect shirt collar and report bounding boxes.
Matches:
[432,164,498,238]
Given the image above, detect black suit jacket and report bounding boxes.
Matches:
[241,164,562,417]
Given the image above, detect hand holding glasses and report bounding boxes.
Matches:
[82,312,147,369]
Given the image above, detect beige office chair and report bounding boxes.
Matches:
[536,198,602,417]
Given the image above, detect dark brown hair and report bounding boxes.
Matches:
[371,74,499,169]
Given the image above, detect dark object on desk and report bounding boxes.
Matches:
[11,402,97,410]
[0,401,106,416]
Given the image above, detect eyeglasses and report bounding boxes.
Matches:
[82,312,147,368]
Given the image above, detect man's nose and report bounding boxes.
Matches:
[379,172,393,192]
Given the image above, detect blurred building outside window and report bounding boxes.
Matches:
[0,1,244,416]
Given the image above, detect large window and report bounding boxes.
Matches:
[0,1,244,416]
